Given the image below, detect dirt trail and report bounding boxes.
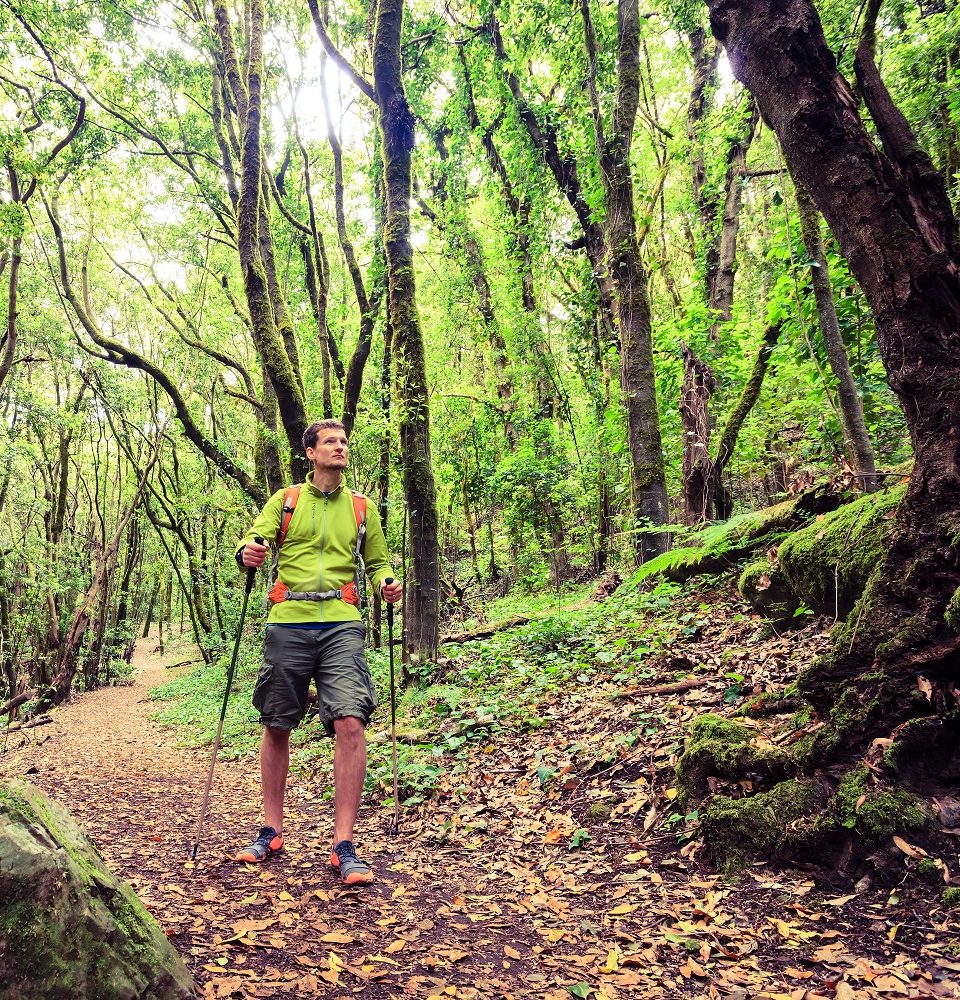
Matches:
[3,632,960,1000]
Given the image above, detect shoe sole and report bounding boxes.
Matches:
[329,850,375,884]
[236,840,284,863]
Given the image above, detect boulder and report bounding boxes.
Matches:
[0,779,195,999]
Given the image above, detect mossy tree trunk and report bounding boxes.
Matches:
[695,0,960,868]
[374,0,440,658]
[793,179,878,493]
[212,0,307,476]
[583,0,669,559]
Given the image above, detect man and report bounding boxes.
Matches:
[234,419,401,884]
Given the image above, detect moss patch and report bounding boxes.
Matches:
[943,887,960,908]
[677,714,796,807]
[946,585,960,633]
[700,779,825,870]
[778,483,905,618]
[833,767,931,845]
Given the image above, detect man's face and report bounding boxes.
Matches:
[307,430,349,471]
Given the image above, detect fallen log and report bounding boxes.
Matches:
[1,690,34,716]
[441,615,531,645]
[615,676,708,699]
[2,715,53,735]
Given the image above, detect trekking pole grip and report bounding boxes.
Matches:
[384,578,395,626]
[245,535,264,594]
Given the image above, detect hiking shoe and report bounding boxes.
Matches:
[235,826,284,863]
[329,840,374,884]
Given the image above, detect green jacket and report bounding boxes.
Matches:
[237,474,394,625]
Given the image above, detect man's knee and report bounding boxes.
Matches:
[333,715,366,743]
[263,726,291,747]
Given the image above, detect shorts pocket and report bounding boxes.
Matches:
[252,661,274,713]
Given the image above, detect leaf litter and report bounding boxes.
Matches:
[3,579,959,999]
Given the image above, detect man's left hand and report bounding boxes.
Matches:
[381,579,402,604]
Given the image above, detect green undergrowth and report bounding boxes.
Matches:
[150,578,705,810]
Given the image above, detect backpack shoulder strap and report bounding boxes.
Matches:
[350,491,367,528]
[350,491,367,557]
[277,485,301,548]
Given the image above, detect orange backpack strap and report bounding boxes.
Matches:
[351,492,367,530]
[350,492,368,609]
[277,485,301,548]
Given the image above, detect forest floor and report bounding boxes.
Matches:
[3,581,960,1000]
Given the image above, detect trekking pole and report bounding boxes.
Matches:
[385,578,400,835]
[190,536,263,860]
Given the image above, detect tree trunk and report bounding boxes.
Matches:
[701,0,960,866]
[216,0,307,471]
[374,0,440,659]
[679,343,716,524]
[592,0,669,559]
[793,180,879,492]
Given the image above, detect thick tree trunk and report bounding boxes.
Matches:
[374,0,440,659]
[593,0,670,559]
[701,0,960,866]
[794,181,879,492]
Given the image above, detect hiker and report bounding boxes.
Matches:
[233,418,402,884]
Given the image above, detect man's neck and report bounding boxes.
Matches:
[310,467,343,494]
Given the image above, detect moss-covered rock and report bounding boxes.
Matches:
[0,779,195,999]
[832,767,931,845]
[677,713,796,808]
[738,560,800,622]
[943,887,960,908]
[699,778,827,870]
[946,585,960,633]
[777,483,906,618]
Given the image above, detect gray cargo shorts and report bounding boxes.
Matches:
[252,622,377,735]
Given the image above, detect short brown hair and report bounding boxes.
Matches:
[303,419,347,452]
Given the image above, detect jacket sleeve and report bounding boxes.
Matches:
[235,489,286,567]
[362,501,395,589]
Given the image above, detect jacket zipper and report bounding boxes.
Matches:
[319,495,328,621]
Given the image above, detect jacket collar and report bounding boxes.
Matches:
[305,472,344,498]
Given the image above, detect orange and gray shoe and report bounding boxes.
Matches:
[235,826,284,863]
[330,840,374,884]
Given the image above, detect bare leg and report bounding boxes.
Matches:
[332,716,367,844]
[261,726,290,833]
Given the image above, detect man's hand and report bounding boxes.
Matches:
[381,579,402,604]
[241,540,269,568]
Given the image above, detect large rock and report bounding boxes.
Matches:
[0,779,195,999]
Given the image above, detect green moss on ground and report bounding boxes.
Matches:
[946,585,960,633]
[943,888,960,908]
[833,767,931,844]
[917,857,943,881]
[677,713,795,807]
[700,779,824,870]
[778,483,905,618]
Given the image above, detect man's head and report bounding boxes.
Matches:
[303,419,349,475]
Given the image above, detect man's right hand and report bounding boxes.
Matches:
[241,540,269,568]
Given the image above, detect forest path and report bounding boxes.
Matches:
[3,631,960,1000]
